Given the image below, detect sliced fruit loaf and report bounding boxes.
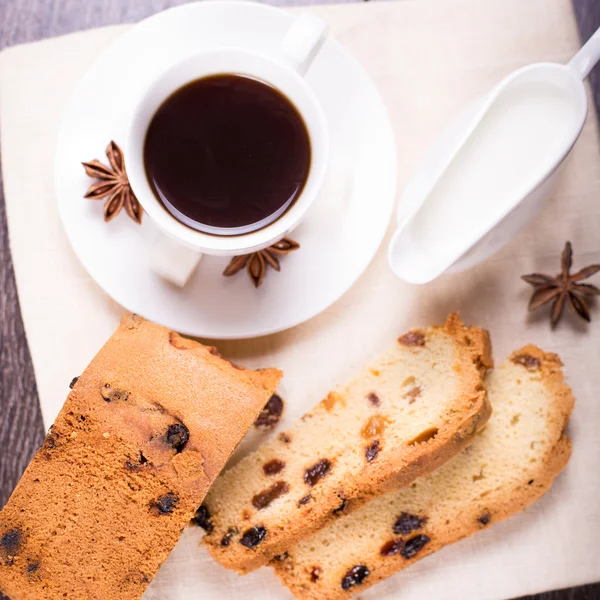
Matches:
[0,315,282,600]
[201,314,492,572]
[273,346,574,600]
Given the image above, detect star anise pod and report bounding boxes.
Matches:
[522,241,600,326]
[82,141,142,224]
[223,238,300,288]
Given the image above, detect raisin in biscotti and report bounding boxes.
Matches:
[201,314,492,572]
[0,314,281,600]
[273,346,574,599]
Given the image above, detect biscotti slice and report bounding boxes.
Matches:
[0,314,281,600]
[273,346,574,600]
[201,314,492,572]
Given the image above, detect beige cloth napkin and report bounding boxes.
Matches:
[1,0,599,598]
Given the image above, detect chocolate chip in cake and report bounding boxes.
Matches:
[152,493,179,515]
[341,565,370,591]
[220,527,239,547]
[255,394,284,429]
[240,526,267,548]
[298,494,312,507]
[279,432,292,444]
[26,560,39,573]
[403,385,422,404]
[273,551,289,562]
[398,330,426,347]
[252,481,290,510]
[26,559,40,580]
[401,534,430,559]
[192,504,214,533]
[380,539,404,556]
[365,439,380,463]
[125,451,150,472]
[478,512,491,526]
[332,495,347,516]
[310,566,322,582]
[393,512,425,535]
[101,384,129,403]
[69,376,79,389]
[304,459,332,487]
[1,529,22,555]
[528,479,535,485]
[43,432,58,451]
[367,392,381,407]
[166,423,190,453]
[512,354,541,370]
[263,459,286,476]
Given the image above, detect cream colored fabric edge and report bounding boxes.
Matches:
[1,1,600,599]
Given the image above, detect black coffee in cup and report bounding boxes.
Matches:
[143,74,311,235]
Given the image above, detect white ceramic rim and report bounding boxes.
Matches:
[125,47,330,255]
[53,0,398,338]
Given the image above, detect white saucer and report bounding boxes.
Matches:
[55,1,397,339]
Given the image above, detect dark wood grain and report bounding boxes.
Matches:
[0,145,46,510]
[519,585,600,600]
[0,1,598,599]
[574,0,600,116]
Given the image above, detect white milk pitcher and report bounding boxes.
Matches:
[388,26,600,285]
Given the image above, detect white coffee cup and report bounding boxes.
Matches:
[125,13,329,286]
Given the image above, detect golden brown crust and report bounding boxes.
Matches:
[509,344,574,438]
[0,315,281,600]
[203,315,492,573]
[273,346,573,600]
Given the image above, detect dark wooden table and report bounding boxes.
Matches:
[0,1,598,599]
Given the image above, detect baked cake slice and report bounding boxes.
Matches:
[273,346,573,599]
[201,314,492,572]
[0,314,281,600]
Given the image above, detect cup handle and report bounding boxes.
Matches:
[281,14,329,76]
[142,218,203,287]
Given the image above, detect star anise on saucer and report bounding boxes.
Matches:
[82,141,142,224]
[522,241,600,326]
[223,238,300,288]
